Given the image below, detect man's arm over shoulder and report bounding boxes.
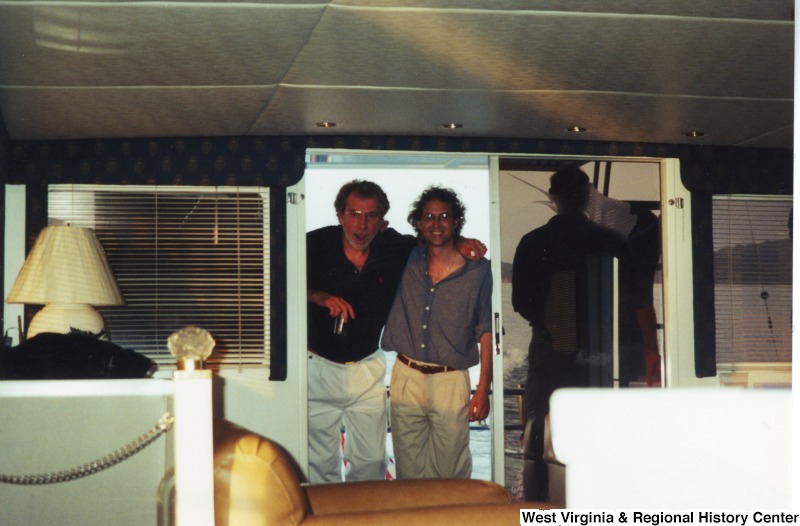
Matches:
[382,227,487,261]
[375,227,418,260]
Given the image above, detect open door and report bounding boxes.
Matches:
[289,152,696,490]
[495,157,675,491]
[300,150,504,483]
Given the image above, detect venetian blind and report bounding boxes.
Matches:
[712,195,792,364]
[48,185,270,369]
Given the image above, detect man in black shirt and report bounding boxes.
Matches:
[512,165,661,500]
[307,180,485,483]
[512,165,627,500]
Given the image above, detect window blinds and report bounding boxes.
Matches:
[48,185,270,369]
[712,195,792,364]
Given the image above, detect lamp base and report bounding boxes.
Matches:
[27,304,110,341]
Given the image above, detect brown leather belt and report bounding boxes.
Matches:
[397,353,452,374]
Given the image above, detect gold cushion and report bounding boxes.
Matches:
[214,421,310,526]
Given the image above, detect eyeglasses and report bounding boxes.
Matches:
[421,212,452,222]
[343,209,383,224]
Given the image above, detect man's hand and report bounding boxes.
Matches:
[457,238,487,261]
[469,385,490,422]
[308,290,355,322]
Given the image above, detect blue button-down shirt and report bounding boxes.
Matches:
[381,247,493,370]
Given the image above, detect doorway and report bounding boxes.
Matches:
[497,158,664,489]
[303,151,496,481]
[291,151,693,489]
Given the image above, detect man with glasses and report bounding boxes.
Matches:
[306,180,485,483]
[381,186,493,479]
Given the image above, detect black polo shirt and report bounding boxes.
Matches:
[307,225,415,363]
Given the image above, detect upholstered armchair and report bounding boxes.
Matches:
[214,420,554,525]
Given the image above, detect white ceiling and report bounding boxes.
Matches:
[0,1,793,148]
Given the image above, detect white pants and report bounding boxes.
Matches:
[389,358,472,479]
[307,350,387,483]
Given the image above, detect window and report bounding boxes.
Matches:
[48,185,270,369]
[712,195,792,365]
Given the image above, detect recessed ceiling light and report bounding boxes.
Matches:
[442,123,463,129]
[685,130,705,138]
[316,122,336,128]
[567,126,587,133]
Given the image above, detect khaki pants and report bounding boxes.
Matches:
[389,358,472,479]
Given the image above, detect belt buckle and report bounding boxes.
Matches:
[400,354,446,374]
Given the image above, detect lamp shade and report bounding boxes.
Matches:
[6,225,124,306]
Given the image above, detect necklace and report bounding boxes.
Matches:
[428,254,464,284]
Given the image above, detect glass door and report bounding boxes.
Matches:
[495,158,665,491]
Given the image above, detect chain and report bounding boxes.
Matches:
[0,412,175,485]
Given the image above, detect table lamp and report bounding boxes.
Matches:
[5,225,125,340]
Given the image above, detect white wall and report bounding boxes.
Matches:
[209,181,309,467]
[0,380,173,526]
